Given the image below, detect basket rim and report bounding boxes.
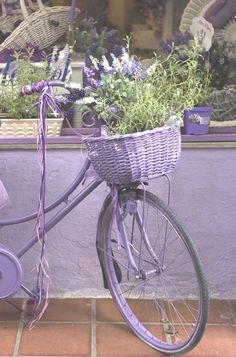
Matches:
[83,125,179,143]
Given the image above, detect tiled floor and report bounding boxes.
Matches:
[0,298,236,357]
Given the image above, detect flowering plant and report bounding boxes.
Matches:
[0,48,50,119]
[80,39,210,134]
[68,14,122,61]
[160,31,229,90]
[159,35,213,105]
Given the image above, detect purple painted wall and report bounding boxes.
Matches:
[0,147,235,298]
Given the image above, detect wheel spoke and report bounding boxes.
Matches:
[100,189,208,355]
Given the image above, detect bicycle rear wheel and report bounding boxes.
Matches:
[98,188,208,355]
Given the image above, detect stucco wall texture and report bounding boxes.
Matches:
[0,147,236,298]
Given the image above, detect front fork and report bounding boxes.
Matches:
[96,188,162,289]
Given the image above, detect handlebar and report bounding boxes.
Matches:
[19,80,88,131]
[20,80,69,96]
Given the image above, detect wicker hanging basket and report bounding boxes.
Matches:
[84,126,181,186]
[0,0,23,34]
[0,0,80,52]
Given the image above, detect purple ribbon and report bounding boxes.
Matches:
[27,82,64,325]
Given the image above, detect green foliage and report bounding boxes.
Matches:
[0,49,50,119]
[163,39,212,108]
[68,14,122,59]
[84,39,212,134]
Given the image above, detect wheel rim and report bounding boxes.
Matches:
[102,190,208,354]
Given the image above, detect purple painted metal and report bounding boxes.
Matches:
[15,178,102,259]
[0,245,23,298]
[0,153,101,298]
[0,80,103,299]
[0,158,92,226]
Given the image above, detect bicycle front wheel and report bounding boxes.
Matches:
[99,188,208,355]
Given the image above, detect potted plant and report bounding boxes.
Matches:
[66,13,123,63]
[177,41,213,135]
[182,66,213,135]
[83,39,213,133]
[72,39,209,184]
[160,34,213,134]
[0,48,63,137]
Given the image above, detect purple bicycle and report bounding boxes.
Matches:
[0,80,208,355]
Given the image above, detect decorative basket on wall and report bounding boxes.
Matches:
[0,0,80,52]
[179,0,236,54]
[0,116,63,137]
[207,85,236,121]
[0,0,23,34]
[84,126,181,186]
[179,0,215,33]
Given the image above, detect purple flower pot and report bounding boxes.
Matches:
[183,106,213,135]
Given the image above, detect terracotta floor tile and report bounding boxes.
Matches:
[163,299,234,326]
[231,300,236,310]
[161,300,198,325]
[1,299,236,357]
[26,298,92,322]
[230,300,236,320]
[207,300,233,324]
[96,324,165,356]
[96,299,123,322]
[183,326,236,357]
[96,298,164,323]
[0,323,18,356]
[0,299,23,321]
[19,323,91,356]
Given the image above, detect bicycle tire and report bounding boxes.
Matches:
[98,188,208,355]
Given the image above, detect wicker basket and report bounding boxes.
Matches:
[0,0,23,34]
[84,126,181,186]
[0,0,79,52]
[0,13,23,34]
[0,117,63,137]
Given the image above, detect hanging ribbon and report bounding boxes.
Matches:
[28,83,64,326]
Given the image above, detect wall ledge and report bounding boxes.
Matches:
[0,127,236,149]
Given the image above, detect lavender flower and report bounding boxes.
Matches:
[71,14,122,60]
[174,32,191,45]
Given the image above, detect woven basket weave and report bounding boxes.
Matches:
[84,126,181,186]
[0,13,23,33]
[0,0,79,52]
[0,0,23,34]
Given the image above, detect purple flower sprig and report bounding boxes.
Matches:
[84,48,147,88]
[71,13,123,61]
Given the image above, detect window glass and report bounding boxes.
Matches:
[77,0,236,123]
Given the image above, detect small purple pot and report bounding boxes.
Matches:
[183,106,213,135]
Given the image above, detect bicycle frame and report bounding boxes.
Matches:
[0,158,102,260]
[0,80,208,355]
[0,155,173,297]
[0,153,149,298]
[0,74,173,298]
